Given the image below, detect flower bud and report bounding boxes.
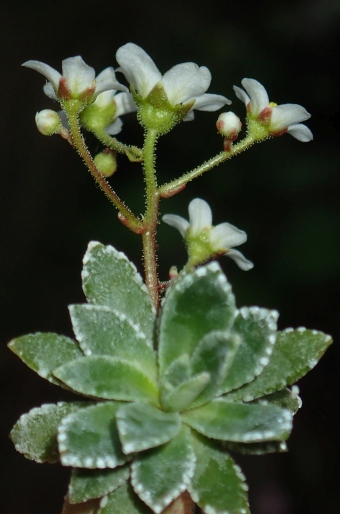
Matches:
[35,109,62,136]
[93,149,117,177]
[216,112,242,140]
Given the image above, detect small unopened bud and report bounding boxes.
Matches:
[216,112,242,140]
[35,109,62,136]
[93,149,117,177]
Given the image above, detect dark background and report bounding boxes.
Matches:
[1,1,339,513]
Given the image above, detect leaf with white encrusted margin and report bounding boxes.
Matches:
[253,387,302,415]
[189,431,250,514]
[97,482,152,513]
[219,307,278,395]
[131,425,195,514]
[116,402,181,454]
[62,497,100,514]
[69,304,157,383]
[159,262,236,377]
[189,331,240,409]
[10,402,86,463]
[225,328,333,403]
[82,242,155,342]
[68,465,130,504]
[53,355,158,404]
[58,402,129,469]
[8,333,83,387]
[161,373,210,412]
[224,439,288,455]
[182,397,292,442]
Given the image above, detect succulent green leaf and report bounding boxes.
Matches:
[131,425,195,514]
[161,373,210,413]
[182,398,292,442]
[53,356,158,403]
[220,307,278,394]
[116,402,181,454]
[62,497,100,514]
[190,331,240,408]
[8,333,83,387]
[98,482,152,514]
[224,439,288,455]
[10,402,85,463]
[82,242,155,341]
[58,402,128,469]
[225,328,333,403]
[159,263,236,376]
[68,465,130,504]
[161,354,191,388]
[69,304,157,383]
[189,431,250,514]
[253,388,302,415]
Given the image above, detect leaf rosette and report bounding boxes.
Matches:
[9,242,332,514]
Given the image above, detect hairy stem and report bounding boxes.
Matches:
[159,134,255,196]
[66,108,142,233]
[92,127,143,162]
[142,128,160,310]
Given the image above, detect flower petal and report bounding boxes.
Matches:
[43,82,58,101]
[233,85,250,106]
[61,56,95,96]
[105,118,123,135]
[210,222,247,250]
[162,63,211,105]
[287,123,313,142]
[162,214,190,237]
[188,198,213,235]
[241,78,269,116]
[116,43,162,98]
[192,93,231,111]
[22,60,61,90]
[114,92,137,117]
[271,103,311,130]
[226,249,254,270]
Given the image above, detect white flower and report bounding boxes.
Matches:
[22,56,128,103]
[216,112,242,139]
[234,78,313,142]
[84,67,136,135]
[163,198,253,270]
[116,43,230,119]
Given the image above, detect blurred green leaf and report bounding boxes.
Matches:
[116,402,181,454]
[58,402,128,469]
[159,262,236,376]
[189,431,250,514]
[69,466,130,504]
[82,242,155,341]
[10,402,85,463]
[131,426,195,513]
[98,482,152,514]
[54,356,158,403]
[69,304,157,382]
[8,332,83,386]
[182,398,292,442]
[226,328,332,402]
[220,307,278,394]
